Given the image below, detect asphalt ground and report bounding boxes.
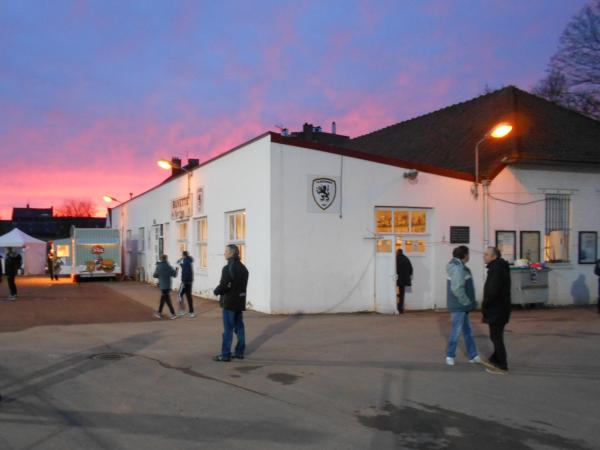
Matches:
[0,277,599,449]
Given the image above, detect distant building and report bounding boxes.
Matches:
[0,205,105,241]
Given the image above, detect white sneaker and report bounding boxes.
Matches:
[169,314,178,320]
[445,357,455,366]
[177,311,186,317]
[469,355,482,364]
[188,312,196,318]
[153,312,163,320]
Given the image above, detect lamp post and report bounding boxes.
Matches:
[471,122,513,252]
[471,122,512,198]
[471,122,512,199]
[157,158,192,196]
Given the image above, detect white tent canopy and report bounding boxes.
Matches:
[0,228,47,275]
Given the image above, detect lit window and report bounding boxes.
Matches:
[226,210,246,262]
[376,239,392,253]
[410,211,427,233]
[545,194,570,262]
[57,245,70,257]
[394,211,409,233]
[195,217,208,269]
[177,222,188,253]
[375,210,393,234]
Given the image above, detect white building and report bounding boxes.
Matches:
[110,87,600,314]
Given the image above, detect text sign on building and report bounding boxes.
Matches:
[307,175,340,214]
[171,194,192,220]
[450,226,470,244]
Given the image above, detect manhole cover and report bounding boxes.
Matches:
[89,352,132,361]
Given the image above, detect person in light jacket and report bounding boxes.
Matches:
[212,245,249,362]
[446,245,481,366]
[153,255,177,320]
[482,247,511,374]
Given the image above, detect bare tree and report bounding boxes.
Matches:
[534,1,600,119]
[55,199,96,217]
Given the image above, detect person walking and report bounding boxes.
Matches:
[152,254,178,320]
[395,248,413,314]
[176,251,195,318]
[446,245,481,366]
[482,247,511,374]
[4,247,22,300]
[595,259,600,314]
[213,245,249,362]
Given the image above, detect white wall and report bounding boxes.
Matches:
[489,166,600,306]
[111,135,273,313]
[270,141,487,314]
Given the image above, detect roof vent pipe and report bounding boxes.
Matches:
[332,121,336,134]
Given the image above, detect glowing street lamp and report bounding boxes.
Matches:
[472,122,513,198]
[103,195,120,203]
[157,159,175,170]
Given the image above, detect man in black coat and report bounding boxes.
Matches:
[482,247,511,373]
[4,247,22,300]
[395,249,413,314]
[213,245,249,362]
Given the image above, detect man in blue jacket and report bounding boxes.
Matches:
[177,251,195,318]
[446,245,481,366]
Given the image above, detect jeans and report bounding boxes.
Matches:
[159,289,175,315]
[177,283,194,313]
[447,312,478,359]
[489,323,508,370]
[7,276,17,296]
[221,309,245,358]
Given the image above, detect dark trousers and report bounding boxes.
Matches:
[159,289,175,315]
[7,276,17,296]
[178,283,194,313]
[221,309,245,358]
[397,286,406,312]
[489,323,508,370]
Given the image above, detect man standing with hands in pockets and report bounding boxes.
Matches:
[213,245,249,362]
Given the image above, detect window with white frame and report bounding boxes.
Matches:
[195,217,208,269]
[375,208,429,256]
[177,221,188,253]
[545,194,570,262]
[226,210,246,262]
[138,227,145,252]
[126,229,132,252]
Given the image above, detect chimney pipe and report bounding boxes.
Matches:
[171,157,182,176]
[332,121,336,135]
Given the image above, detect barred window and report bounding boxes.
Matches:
[545,194,570,262]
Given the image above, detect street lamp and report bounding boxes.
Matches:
[472,122,513,198]
[103,195,120,203]
[157,158,192,195]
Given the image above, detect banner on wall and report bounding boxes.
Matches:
[171,194,192,220]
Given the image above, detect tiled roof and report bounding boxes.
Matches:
[343,86,600,180]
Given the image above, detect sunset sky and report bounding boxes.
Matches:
[0,0,587,219]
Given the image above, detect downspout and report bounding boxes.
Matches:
[339,154,344,219]
[483,179,490,251]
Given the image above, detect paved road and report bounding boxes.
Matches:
[0,279,599,449]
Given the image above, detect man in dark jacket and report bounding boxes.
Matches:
[4,248,22,300]
[396,249,413,314]
[152,254,178,320]
[482,247,511,374]
[213,244,249,362]
[177,251,195,318]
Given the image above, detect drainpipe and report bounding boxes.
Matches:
[482,179,490,251]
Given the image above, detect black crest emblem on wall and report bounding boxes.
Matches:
[312,178,336,210]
